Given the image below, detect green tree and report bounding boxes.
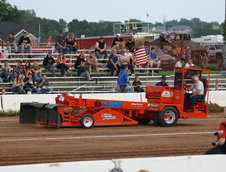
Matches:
[0,0,23,23]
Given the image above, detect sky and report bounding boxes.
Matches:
[7,0,225,23]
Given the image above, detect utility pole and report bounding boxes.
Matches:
[147,12,149,33]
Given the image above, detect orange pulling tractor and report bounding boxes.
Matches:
[20,67,210,128]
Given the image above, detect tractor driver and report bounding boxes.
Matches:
[185,75,204,112]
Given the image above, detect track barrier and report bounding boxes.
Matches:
[0,155,225,172]
[1,91,226,111]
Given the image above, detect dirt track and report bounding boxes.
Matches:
[0,113,225,166]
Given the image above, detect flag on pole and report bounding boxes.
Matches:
[135,47,148,66]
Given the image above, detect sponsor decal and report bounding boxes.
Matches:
[102,113,116,120]
[131,103,143,107]
[148,104,160,107]
[102,101,122,108]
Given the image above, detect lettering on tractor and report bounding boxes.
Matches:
[102,113,116,120]
[20,67,210,129]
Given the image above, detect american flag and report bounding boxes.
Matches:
[134,47,148,66]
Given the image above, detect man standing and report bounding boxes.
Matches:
[18,32,32,55]
[156,75,169,86]
[117,65,133,93]
[185,75,204,112]
[6,32,18,54]
[149,47,161,68]
[55,32,66,53]
[95,37,108,59]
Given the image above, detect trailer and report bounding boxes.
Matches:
[20,67,210,128]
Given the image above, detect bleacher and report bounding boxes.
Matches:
[0,44,224,94]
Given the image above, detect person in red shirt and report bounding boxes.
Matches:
[205,121,226,154]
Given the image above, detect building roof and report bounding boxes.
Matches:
[0,21,32,41]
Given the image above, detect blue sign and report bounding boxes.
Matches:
[102,101,122,108]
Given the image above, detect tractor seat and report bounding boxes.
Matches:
[196,99,205,102]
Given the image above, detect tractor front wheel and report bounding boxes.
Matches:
[154,107,178,127]
[80,114,94,129]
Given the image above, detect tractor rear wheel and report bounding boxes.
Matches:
[80,114,94,129]
[154,107,178,127]
[138,119,151,125]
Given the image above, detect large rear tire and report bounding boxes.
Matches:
[80,114,94,129]
[154,107,178,127]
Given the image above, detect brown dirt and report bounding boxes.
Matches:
[0,113,225,166]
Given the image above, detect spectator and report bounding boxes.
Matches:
[107,49,120,76]
[5,32,18,54]
[185,46,192,59]
[56,53,71,76]
[55,32,66,54]
[77,61,92,80]
[185,59,194,68]
[86,52,99,74]
[156,75,169,86]
[175,57,185,67]
[112,34,125,53]
[95,37,108,59]
[24,62,32,77]
[74,52,85,69]
[12,74,25,94]
[31,61,42,81]
[117,65,133,93]
[125,38,135,53]
[148,47,161,68]
[13,61,24,76]
[132,76,144,92]
[37,75,52,94]
[1,61,14,82]
[65,33,77,53]
[119,49,134,74]
[18,32,32,56]
[43,53,55,76]
[220,60,226,75]
[23,73,38,94]
[47,34,52,46]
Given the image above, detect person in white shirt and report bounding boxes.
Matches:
[175,57,185,67]
[185,59,194,68]
[185,75,204,112]
[119,49,134,74]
